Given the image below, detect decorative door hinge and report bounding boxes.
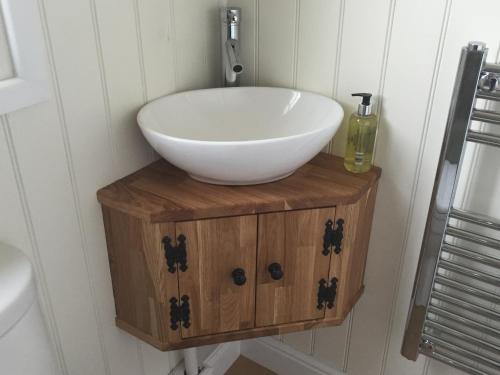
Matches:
[169,295,191,331]
[163,234,187,273]
[322,219,344,256]
[317,278,338,310]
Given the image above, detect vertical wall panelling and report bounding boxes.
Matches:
[282,330,314,356]
[345,0,453,374]
[322,0,395,370]
[173,0,224,91]
[292,0,299,88]
[9,1,114,374]
[1,115,67,375]
[7,103,108,375]
[330,0,394,157]
[92,0,152,176]
[331,0,346,101]
[255,0,259,86]
[380,1,453,374]
[326,0,346,154]
[0,10,14,80]
[0,118,30,280]
[295,0,340,96]
[92,0,162,373]
[313,313,352,371]
[24,0,140,374]
[382,2,500,375]
[93,2,172,369]
[136,0,176,100]
[132,0,155,166]
[139,342,180,375]
[257,0,296,88]
[132,0,148,105]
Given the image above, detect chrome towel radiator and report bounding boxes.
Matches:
[402,41,500,374]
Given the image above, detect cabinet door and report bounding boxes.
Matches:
[256,207,337,327]
[176,215,257,338]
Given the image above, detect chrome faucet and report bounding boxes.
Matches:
[221,7,243,87]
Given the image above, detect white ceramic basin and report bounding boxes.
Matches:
[138,87,344,185]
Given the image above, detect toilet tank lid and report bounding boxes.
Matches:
[0,243,36,337]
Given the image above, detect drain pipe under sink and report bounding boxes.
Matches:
[184,348,200,375]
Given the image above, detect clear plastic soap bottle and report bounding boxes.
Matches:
[344,93,378,173]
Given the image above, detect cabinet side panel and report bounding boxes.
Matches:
[102,207,180,347]
[102,207,154,334]
[327,184,378,320]
[350,185,379,298]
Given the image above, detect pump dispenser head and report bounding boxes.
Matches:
[352,93,372,116]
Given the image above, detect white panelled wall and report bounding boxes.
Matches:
[0,8,13,80]
[1,1,499,375]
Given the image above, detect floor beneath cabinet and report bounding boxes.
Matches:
[225,356,277,375]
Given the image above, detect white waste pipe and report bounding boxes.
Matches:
[183,348,199,375]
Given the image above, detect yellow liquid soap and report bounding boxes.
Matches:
[344,100,378,173]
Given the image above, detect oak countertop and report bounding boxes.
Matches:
[97,152,381,223]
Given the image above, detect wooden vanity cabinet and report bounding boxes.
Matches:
[98,153,380,351]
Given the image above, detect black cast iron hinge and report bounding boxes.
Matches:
[162,234,187,273]
[317,277,338,310]
[322,219,344,256]
[169,295,191,331]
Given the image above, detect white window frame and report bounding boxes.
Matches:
[0,0,49,114]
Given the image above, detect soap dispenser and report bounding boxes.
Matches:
[344,93,378,173]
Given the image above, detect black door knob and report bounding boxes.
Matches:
[231,268,246,286]
[268,263,284,280]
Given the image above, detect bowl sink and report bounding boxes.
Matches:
[137,87,344,185]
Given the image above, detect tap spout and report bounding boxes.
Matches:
[224,39,243,86]
[221,7,243,87]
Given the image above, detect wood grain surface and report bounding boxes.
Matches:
[255,207,336,326]
[102,207,181,344]
[116,285,364,352]
[176,216,257,338]
[97,153,381,223]
[99,155,381,352]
